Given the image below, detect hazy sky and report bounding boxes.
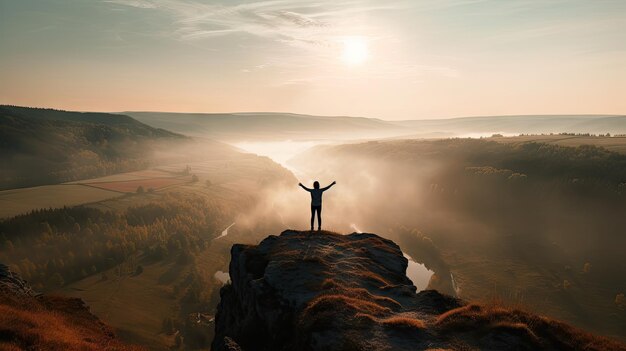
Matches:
[1,0,625,119]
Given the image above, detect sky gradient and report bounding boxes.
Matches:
[1,0,625,119]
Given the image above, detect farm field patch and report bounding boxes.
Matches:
[85,178,188,193]
[0,184,121,218]
[67,169,177,184]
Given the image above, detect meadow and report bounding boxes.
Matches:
[85,178,188,193]
[0,184,121,219]
[0,168,186,219]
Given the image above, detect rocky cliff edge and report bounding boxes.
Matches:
[212,230,625,351]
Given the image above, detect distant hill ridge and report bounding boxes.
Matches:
[0,105,181,137]
[394,114,626,135]
[0,105,186,189]
[125,110,626,141]
[125,111,399,141]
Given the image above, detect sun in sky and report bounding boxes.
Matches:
[1,1,624,118]
[340,36,369,65]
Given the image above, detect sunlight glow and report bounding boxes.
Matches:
[341,37,369,65]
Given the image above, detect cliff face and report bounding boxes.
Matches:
[213,230,626,351]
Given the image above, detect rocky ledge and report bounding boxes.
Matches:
[0,264,144,351]
[212,230,625,351]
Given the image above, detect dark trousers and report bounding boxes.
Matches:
[311,205,322,230]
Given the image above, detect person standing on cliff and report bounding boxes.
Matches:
[299,180,336,231]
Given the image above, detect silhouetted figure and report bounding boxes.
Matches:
[299,180,336,231]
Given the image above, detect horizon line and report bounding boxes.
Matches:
[1,103,624,122]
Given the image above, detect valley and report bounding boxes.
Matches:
[1,106,625,349]
[3,1,624,349]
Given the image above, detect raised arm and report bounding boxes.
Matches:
[321,181,336,191]
[299,182,312,192]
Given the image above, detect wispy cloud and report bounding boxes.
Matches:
[104,0,157,9]
[102,0,460,85]
[103,0,407,47]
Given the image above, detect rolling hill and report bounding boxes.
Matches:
[392,114,626,136]
[125,111,405,141]
[127,111,626,142]
[0,105,187,189]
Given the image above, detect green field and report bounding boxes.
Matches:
[66,169,177,184]
[61,257,182,350]
[0,153,294,219]
[60,232,233,350]
[0,184,122,219]
[0,168,181,219]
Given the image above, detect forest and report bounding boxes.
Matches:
[0,192,233,291]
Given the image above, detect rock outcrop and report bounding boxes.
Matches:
[212,230,626,351]
[0,263,38,297]
[0,263,145,351]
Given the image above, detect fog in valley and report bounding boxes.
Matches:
[2,108,626,348]
[3,1,625,349]
[225,132,626,339]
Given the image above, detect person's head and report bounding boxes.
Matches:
[313,181,320,189]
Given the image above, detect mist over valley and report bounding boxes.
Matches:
[1,106,625,349]
[2,1,625,349]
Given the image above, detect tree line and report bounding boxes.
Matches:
[0,192,234,291]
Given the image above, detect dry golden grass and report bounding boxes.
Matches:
[304,294,392,317]
[355,313,426,330]
[334,235,399,256]
[435,302,626,351]
[380,316,426,329]
[299,294,390,334]
[0,291,144,351]
[316,279,401,310]
[353,270,392,287]
[273,249,306,258]
[299,271,428,339]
